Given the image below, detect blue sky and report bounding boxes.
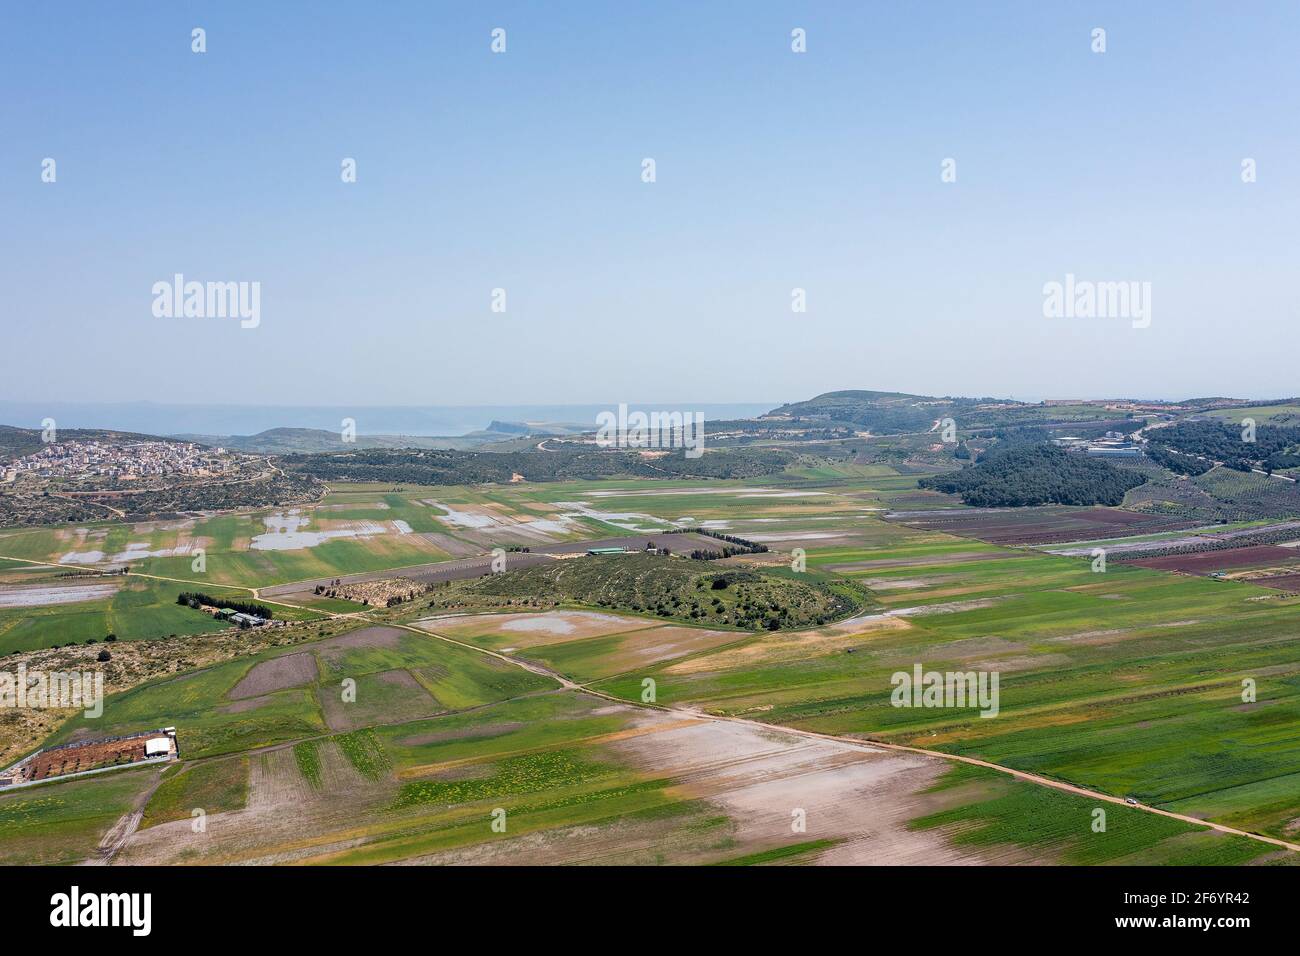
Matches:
[2,1,1297,409]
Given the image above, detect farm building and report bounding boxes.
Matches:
[0,726,179,788]
[1086,444,1142,458]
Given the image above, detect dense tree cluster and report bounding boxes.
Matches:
[766,391,1142,436]
[1149,421,1300,472]
[1143,443,1214,476]
[919,443,1147,507]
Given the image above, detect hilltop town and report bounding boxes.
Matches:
[0,430,321,528]
[4,439,237,485]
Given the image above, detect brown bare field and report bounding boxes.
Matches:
[116,743,391,865]
[1249,573,1300,592]
[393,707,1001,866]
[1127,546,1299,574]
[228,653,319,699]
[574,708,995,865]
[887,507,1193,545]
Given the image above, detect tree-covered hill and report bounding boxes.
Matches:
[1147,421,1300,473]
[425,554,873,631]
[766,390,956,433]
[763,390,1144,436]
[919,443,1148,507]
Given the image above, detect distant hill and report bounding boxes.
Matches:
[174,428,484,454]
[767,390,994,434]
[484,420,534,435]
[0,425,47,461]
[174,421,591,454]
[467,420,589,438]
[762,390,1251,436]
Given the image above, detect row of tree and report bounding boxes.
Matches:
[176,591,273,619]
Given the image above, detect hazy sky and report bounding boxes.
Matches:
[3,2,1297,409]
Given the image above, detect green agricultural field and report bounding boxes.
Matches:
[0,577,271,655]
[8,464,1300,865]
[0,767,159,865]
[911,764,1282,865]
[1205,404,1300,425]
[50,656,328,759]
[135,533,448,588]
[47,624,555,761]
[335,728,392,780]
[139,756,249,829]
[582,501,1300,843]
[311,626,553,710]
[294,740,323,788]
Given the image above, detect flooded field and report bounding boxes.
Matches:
[0,583,118,608]
[250,511,390,550]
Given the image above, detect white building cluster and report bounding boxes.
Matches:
[5,440,233,482]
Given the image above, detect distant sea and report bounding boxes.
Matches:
[0,401,776,438]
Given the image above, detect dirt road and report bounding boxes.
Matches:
[391,619,1300,856]
[88,764,174,866]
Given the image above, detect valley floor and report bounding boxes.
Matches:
[3,465,1300,865]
